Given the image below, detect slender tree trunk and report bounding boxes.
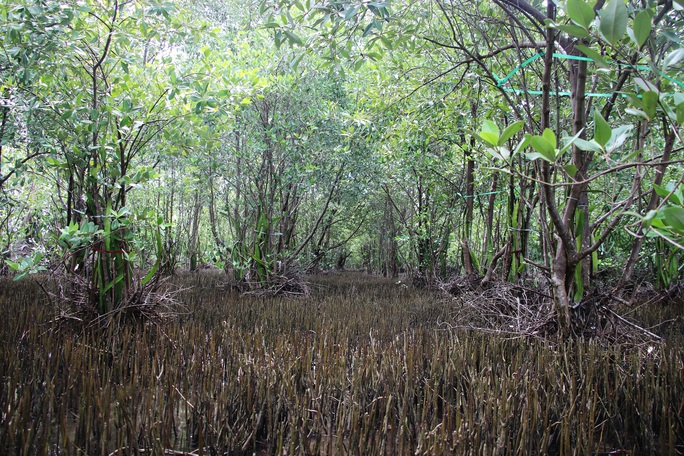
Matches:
[567,55,590,297]
[188,190,202,272]
[618,126,676,288]
[502,172,515,281]
[539,1,572,335]
[0,98,8,191]
[482,172,499,256]
[462,133,476,276]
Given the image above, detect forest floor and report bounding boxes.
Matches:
[0,271,682,455]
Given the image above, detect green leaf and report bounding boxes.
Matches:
[600,0,628,45]
[655,183,683,206]
[663,48,684,69]
[477,120,500,146]
[635,77,659,93]
[478,132,499,146]
[574,138,603,152]
[624,107,649,119]
[662,29,682,44]
[675,93,684,107]
[642,90,658,120]
[558,130,585,155]
[290,52,305,70]
[481,119,500,137]
[593,110,611,146]
[141,262,158,286]
[497,146,511,161]
[654,183,672,199]
[677,100,684,125]
[605,125,632,152]
[525,151,552,162]
[102,273,125,294]
[344,5,360,20]
[632,10,651,46]
[662,206,684,232]
[530,135,557,161]
[564,164,578,176]
[554,23,590,39]
[513,135,532,156]
[542,128,557,149]
[676,187,684,207]
[641,209,658,228]
[574,44,610,69]
[566,0,595,29]
[284,30,303,46]
[380,35,393,50]
[498,120,525,146]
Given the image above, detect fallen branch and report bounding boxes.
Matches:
[604,307,663,342]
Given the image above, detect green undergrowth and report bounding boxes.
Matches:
[0,272,682,455]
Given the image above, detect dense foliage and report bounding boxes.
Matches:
[1,0,683,324]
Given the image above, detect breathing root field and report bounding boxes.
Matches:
[1,272,682,455]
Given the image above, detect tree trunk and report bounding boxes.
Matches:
[188,190,202,272]
[462,130,477,276]
[618,126,676,288]
[538,1,573,336]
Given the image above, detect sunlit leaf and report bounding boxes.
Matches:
[574,138,603,152]
[530,135,556,161]
[541,128,557,149]
[624,107,649,119]
[478,132,499,147]
[525,151,553,162]
[283,30,304,46]
[344,5,360,20]
[481,119,500,136]
[498,120,524,146]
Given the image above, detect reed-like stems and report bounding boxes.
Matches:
[1,272,681,454]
